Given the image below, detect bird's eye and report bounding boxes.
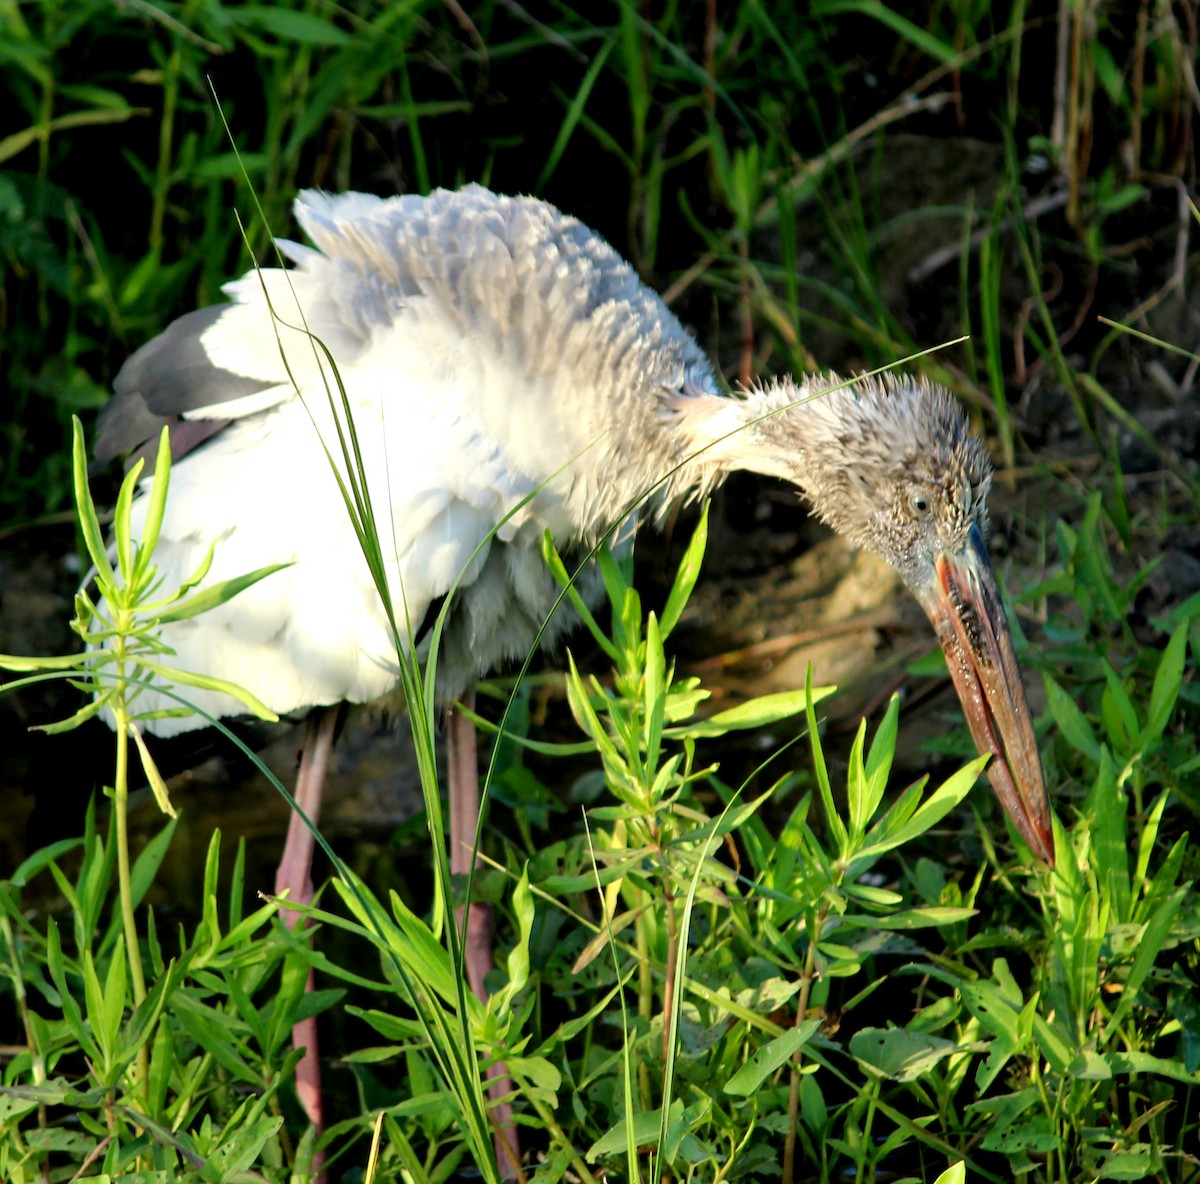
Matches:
[910,492,932,515]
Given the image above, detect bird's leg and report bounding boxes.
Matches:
[275,704,341,1166]
[276,708,339,918]
[448,696,491,997]
[447,696,521,1179]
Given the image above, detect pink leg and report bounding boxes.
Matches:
[275,705,340,1173]
[447,695,521,1179]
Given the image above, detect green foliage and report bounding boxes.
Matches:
[0,810,324,1184]
[2,440,1198,1181]
[1031,489,1200,825]
[0,419,330,1182]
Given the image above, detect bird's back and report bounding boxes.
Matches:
[99,186,715,732]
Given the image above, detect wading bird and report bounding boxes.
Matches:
[95,184,1054,1171]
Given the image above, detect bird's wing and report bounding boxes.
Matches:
[279,186,719,547]
[102,185,713,486]
[99,186,715,732]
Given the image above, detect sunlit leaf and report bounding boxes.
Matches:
[155,563,291,622]
[724,1020,820,1095]
[1044,674,1100,762]
[659,502,708,639]
[850,1026,960,1082]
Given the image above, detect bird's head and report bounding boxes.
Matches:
[743,374,988,577]
[727,373,1054,864]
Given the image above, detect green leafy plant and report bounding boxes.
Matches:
[0,421,328,1181]
[0,812,328,1184]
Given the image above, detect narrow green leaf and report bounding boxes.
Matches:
[46,919,97,1060]
[805,668,846,852]
[724,1020,820,1095]
[643,612,667,772]
[564,656,621,768]
[156,562,291,622]
[1141,622,1186,747]
[33,695,112,738]
[864,694,899,802]
[169,992,263,1084]
[133,426,172,582]
[676,788,774,845]
[541,530,620,659]
[0,108,140,167]
[1101,888,1186,1042]
[932,1162,966,1184]
[846,716,870,837]
[99,937,128,1072]
[572,904,649,973]
[450,704,598,756]
[1044,674,1100,762]
[673,686,831,739]
[1087,749,1130,918]
[838,906,977,929]
[135,659,279,720]
[130,725,177,818]
[857,755,984,859]
[1104,432,1133,546]
[235,5,352,44]
[174,540,217,597]
[503,867,534,999]
[1101,661,1139,750]
[842,881,904,907]
[0,651,90,672]
[659,503,708,639]
[112,452,140,586]
[81,948,110,1069]
[129,816,179,912]
[536,40,615,190]
[597,545,631,616]
[812,0,960,63]
[1031,1011,1074,1074]
[205,1116,286,1179]
[71,417,116,587]
[539,853,650,894]
[9,836,84,887]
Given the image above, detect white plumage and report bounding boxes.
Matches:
[104,185,724,724]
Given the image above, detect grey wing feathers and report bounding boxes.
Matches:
[96,305,272,462]
[97,185,709,469]
[291,185,708,394]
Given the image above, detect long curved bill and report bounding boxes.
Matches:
[915,525,1055,865]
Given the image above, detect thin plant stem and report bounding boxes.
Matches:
[150,47,181,252]
[856,1077,880,1184]
[636,898,654,1110]
[110,639,149,1100]
[783,902,829,1184]
[660,869,678,1069]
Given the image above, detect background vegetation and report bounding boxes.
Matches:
[1,1,1198,1182]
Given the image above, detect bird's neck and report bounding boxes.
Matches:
[663,377,892,555]
[666,381,828,493]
